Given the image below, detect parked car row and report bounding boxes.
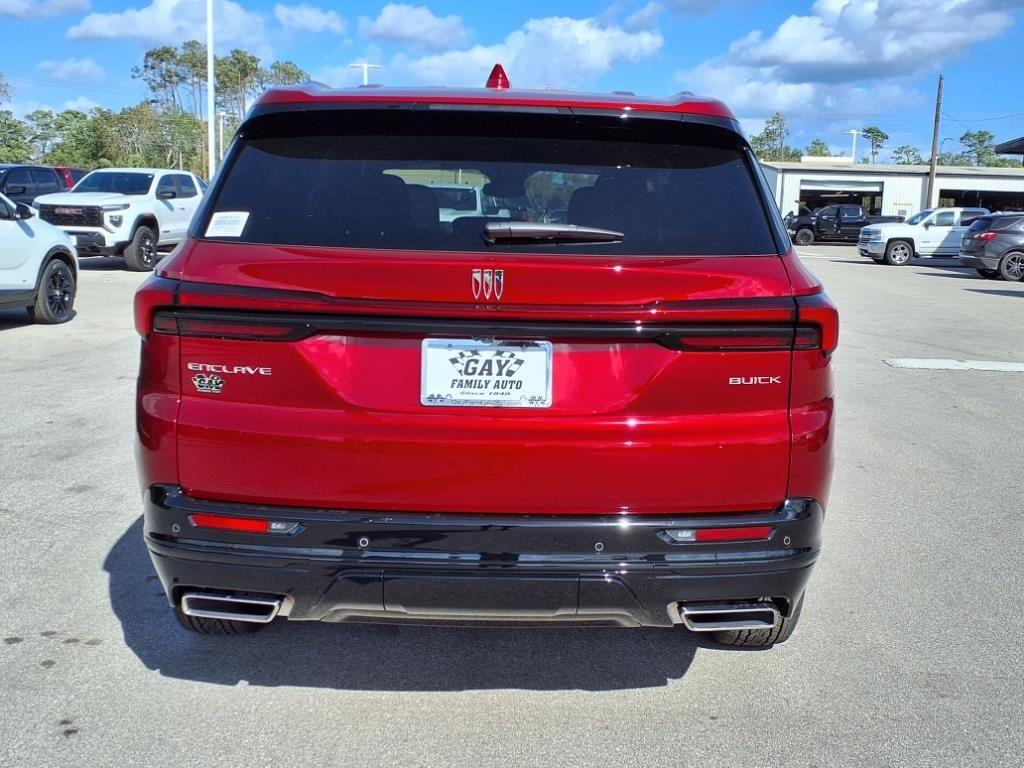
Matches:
[1,167,207,324]
[854,205,1024,280]
[0,164,87,207]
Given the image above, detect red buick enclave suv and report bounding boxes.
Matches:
[135,66,836,646]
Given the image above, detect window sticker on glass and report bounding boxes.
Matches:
[205,211,250,238]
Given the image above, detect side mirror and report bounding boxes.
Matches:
[6,185,27,196]
[14,203,34,220]
[157,189,177,200]
[923,221,931,229]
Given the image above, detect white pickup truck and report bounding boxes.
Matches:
[35,168,205,271]
[858,206,989,265]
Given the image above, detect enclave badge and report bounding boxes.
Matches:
[471,268,504,301]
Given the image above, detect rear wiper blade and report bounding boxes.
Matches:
[483,221,624,245]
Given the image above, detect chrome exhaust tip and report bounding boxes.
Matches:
[677,602,780,632]
[180,593,281,624]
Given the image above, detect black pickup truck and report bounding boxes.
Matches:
[784,204,902,245]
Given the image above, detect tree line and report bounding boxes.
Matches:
[750,112,1019,167]
[0,44,308,175]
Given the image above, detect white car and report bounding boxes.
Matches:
[0,193,77,324]
[858,206,989,265]
[34,168,205,271]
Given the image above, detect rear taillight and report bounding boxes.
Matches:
[134,275,178,337]
[976,232,998,242]
[795,292,839,355]
[152,312,314,341]
[657,326,820,351]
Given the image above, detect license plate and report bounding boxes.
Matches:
[421,338,552,408]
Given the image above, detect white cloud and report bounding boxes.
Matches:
[0,0,88,19]
[401,16,662,89]
[66,0,268,54]
[63,96,101,112]
[274,3,345,35]
[359,4,470,52]
[677,0,1020,118]
[37,57,105,82]
[623,2,664,32]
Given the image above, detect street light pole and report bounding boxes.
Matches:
[926,74,944,208]
[217,111,225,161]
[348,62,382,86]
[206,0,216,180]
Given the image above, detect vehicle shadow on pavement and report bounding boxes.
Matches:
[78,257,129,271]
[106,517,704,691]
[966,288,1024,298]
[0,307,78,330]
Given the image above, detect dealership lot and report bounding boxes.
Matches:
[1,247,1021,767]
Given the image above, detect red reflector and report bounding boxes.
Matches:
[189,513,269,533]
[694,525,773,543]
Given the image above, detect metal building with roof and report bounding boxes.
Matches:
[760,159,1024,219]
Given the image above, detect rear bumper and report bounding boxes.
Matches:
[957,254,998,270]
[144,485,822,627]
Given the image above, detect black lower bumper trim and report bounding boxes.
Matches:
[144,485,822,628]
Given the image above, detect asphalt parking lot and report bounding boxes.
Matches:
[1,246,1022,767]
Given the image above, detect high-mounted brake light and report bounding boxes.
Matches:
[486,63,510,89]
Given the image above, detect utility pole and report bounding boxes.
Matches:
[206,0,216,180]
[348,62,382,86]
[926,74,944,208]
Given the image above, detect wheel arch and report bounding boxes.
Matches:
[35,246,78,294]
[886,236,916,255]
[131,214,160,241]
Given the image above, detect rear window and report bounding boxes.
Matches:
[969,215,1023,232]
[202,111,778,256]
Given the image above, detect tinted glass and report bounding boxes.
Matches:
[818,206,838,218]
[3,167,33,194]
[968,218,992,232]
[174,174,198,198]
[934,210,955,226]
[841,206,860,218]
[75,172,154,195]
[992,215,1024,230]
[30,168,61,195]
[204,112,778,256]
[156,176,177,196]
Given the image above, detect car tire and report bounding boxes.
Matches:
[975,268,1000,280]
[883,239,913,266]
[27,258,75,324]
[711,596,803,647]
[998,251,1024,282]
[172,606,267,635]
[794,228,814,246]
[124,225,158,272]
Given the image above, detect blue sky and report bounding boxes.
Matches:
[3,0,1023,160]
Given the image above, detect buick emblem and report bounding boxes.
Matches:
[472,268,504,301]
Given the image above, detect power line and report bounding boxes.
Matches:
[0,71,144,96]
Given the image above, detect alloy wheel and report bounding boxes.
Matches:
[46,267,73,318]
